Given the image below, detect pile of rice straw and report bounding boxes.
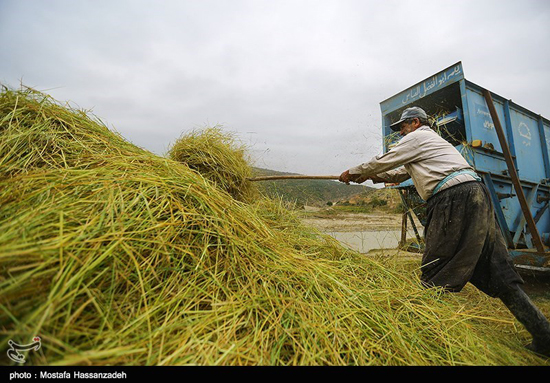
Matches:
[0,87,547,366]
[168,126,257,202]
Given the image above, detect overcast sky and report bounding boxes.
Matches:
[1,0,549,183]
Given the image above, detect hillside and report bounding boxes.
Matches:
[252,167,372,207]
[336,186,404,214]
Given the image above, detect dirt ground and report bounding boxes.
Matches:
[300,207,405,232]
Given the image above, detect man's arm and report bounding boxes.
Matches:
[348,133,420,178]
[339,132,419,184]
[373,166,410,184]
[339,166,410,185]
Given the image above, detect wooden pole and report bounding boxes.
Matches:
[248,175,340,181]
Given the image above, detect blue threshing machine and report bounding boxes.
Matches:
[381,62,550,270]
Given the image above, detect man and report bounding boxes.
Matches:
[339,106,550,357]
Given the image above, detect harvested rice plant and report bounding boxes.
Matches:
[167,126,258,203]
[0,87,548,366]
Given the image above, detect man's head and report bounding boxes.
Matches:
[390,107,429,136]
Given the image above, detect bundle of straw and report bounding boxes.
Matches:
[167,127,257,202]
[0,87,547,366]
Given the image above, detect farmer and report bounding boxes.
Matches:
[339,106,550,357]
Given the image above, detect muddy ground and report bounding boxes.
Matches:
[300,205,411,231]
[301,212,403,232]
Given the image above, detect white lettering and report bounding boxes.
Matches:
[40,371,71,379]
[9,372,31,380]
[73,371,127,379]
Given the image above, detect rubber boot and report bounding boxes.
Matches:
[499,284,550,358]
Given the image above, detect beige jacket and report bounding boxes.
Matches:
[349,126,475,200]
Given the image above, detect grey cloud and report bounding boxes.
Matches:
[1,0,549,175]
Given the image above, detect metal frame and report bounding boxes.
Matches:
[482,89,545,252]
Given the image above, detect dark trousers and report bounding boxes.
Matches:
[420,181,523,297]
[420,181,550,354]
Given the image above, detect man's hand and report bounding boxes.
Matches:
[339,170,369,184]
[338,170,351,184]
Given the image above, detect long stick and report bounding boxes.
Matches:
[248,175,340,181]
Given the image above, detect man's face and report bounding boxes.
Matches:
[399,119,417,136]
